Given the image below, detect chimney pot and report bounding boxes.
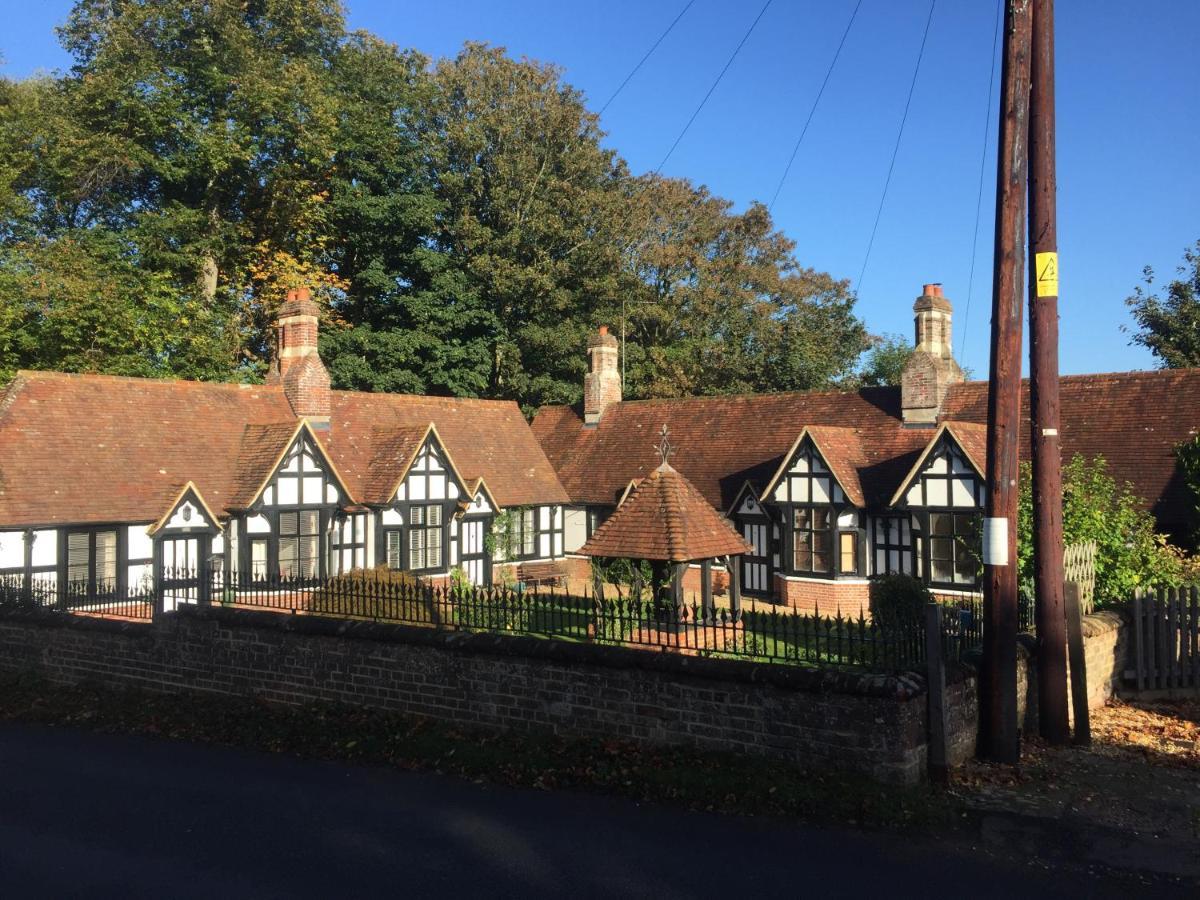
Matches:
[922,283,943,298]
[286,289,298,302]
[598,325,608,336]
[296,287,311,302]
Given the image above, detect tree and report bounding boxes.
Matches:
[56,0,348,371]
[318,35,494,397]
[4,11,870,406]
[854,333,914,388]
[618,175,868,399]
[0,229,235,384]
[1124,240,1200,368]
[419,43,630,409]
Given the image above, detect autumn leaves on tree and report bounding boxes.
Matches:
[0,0,871,410]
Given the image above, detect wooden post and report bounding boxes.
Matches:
[1028,0,1069,745]
[981,0,1033,765]
[701,559,714,621]
[1064,581,1091,745]
[925,602,948,782]
[729,555,742,620]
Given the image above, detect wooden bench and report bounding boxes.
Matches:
[516,561,567,589]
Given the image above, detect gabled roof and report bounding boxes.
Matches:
[888,422,987,508]
[361,422,474,508]
[532,369,1200,535]
[0,370,568,527]
[147,482,224,536]
[230,420,354,511]
[578,463,753,563]
[760,426,867,508]
[532,386,930,511]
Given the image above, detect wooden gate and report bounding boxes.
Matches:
[1131,586,1200,691]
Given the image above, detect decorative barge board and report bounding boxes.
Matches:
[374,424,472,580]
[533,286,1200,607]
[727,482,773,597]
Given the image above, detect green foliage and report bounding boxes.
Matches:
[1,4,870,408]
[868,574,930,633]
[1017,455,1196,602]
[1124,240,1200,368]
[853,333,914,388]
[0,229,236,383]
[589,557,653,601]
[307,565,424,617]
[1175,435,1200,549]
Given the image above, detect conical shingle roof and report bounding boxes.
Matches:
[578,462,753,563]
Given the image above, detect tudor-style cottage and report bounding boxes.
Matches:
[0,290,570,604]
[533,284,1200,614]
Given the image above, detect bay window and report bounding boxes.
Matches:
[792,507,831,574]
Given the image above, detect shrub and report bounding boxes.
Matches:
[307,566,425,620]
[869,574,930,633]
[1017,454,1199,602]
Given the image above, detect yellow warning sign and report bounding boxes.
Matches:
[1036,251,1058,297]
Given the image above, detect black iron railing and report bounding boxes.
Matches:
[0,568,1033,672]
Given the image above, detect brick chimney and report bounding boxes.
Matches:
[268,288,331,422]
[583,326,621,425]
[900,284,964,425]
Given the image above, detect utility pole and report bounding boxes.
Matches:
[981,0,1033,765]
[1028,0,1069,744]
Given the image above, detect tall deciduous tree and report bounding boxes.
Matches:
[57,0,347,369]
[1125,240,1200,368]
[619,176,868,399]
[419,43,631,408]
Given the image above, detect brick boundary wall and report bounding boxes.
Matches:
[0,606,953,785]
[0,607,1130,785]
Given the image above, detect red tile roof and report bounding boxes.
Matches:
[532,386,931,511]
[0,371,568,527]
[578,463,753,562]
[532,369,1200,534]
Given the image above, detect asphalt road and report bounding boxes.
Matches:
[0,722,1180,898]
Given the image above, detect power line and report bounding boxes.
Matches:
[598,1,696,116]
[654,0,775,174]
[961,0,1003,375]
[855,0,938,294]
[767,0,864,212]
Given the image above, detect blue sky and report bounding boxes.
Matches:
[3,0,1198,376]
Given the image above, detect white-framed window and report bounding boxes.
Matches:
[278,510,320,579]
[66,529,118,595]
[507,508,536,558]
[792,507,832,575]
[408,505,443,571]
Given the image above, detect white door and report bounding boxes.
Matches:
[160,537,200,611]
[459,518,488,586]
